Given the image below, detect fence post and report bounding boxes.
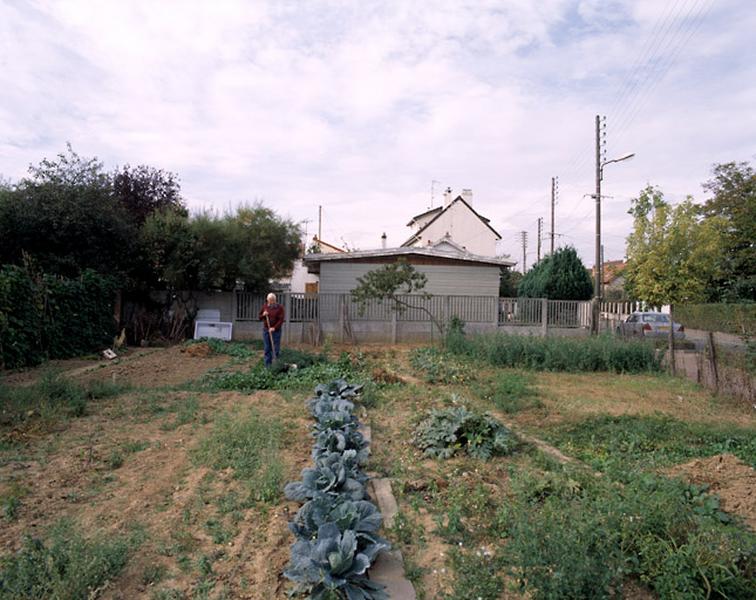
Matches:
[284,293,291,345]
[707,331,719,393]
[338,295,344,343]
[391,301,398,344]
[541,298,548,337]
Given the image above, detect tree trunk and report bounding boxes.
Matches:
[668,304,675,375]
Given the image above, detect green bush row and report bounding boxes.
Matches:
[675,303,756,337]
[446,330,661,373]
[0,265,117,369]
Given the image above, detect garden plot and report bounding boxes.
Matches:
[1,338,754,599]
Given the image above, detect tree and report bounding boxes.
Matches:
[351,259,445,336]
[517,247,593,300]
[499,267,522,297]
[624,185,724,372]
[0,146,138,278]
[701,161,756,301]
[112,164,187,226]
[625,186,723,307]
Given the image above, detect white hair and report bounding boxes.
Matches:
[267,293,277,302]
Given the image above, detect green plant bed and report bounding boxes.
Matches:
[473,370,542,414]
[447,332,661,373]
[543,414,756,476]
[500,465,756,599]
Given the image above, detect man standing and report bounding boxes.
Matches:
[259,293,285,366]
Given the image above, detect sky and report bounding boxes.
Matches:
[1,0,755,271]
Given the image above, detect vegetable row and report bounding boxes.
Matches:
[283,379,390,600]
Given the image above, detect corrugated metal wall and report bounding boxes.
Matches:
[319,263,500,296]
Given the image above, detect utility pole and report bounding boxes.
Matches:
[594,114,602,301]
[520,231,528,274]
[550,177,557,254]
[318,205,322,241]
[536,218,542,263]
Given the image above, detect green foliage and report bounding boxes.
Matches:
[448,332,661,373]
[351,259,428,306]
[141,204,301,293]
[674,303,756,336]
[0,372,130,426]
[500,467,756,599]
[498,267,522,298]
[0,264,117,369]
[409,347,474,384]
[192,408,284,503]
[518,247,593,300]
[0,146,138,279]
[625,185,724,306]
[445,548,504,600]
[701,161,756,301]
[545,414,756,475]
[413,405,518,460]
[0,520,140,599]
[474,370,542,414]
[112,164,186,226]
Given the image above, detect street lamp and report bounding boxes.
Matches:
[592,115,634,333]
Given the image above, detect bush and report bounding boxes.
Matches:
[447,332,661,373]
[0,265,117,369]
[675,303,756,336]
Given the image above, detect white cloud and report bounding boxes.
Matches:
[1,0,754,269]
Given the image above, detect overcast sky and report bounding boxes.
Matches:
[1,0,754,270]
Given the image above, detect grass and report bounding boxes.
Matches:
[192,408,285,504]
[0,371,131,427]
[409,347,475,384]
[543,414,756,476]
[446,331,661,373]
[474,370,542,414]
[0,519,143,599]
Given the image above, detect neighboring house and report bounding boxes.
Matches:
[592,260,627,300]
[303,244,515,296]
[402,188,501,257]
[278,237,346,294]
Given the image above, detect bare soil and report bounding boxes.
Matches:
[664,453,756,531]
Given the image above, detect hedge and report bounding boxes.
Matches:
[674,303,755,337]
[0,265,117,369]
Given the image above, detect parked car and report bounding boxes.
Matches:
[615,311,685,340]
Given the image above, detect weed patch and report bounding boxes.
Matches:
[0,520,142,599]
[500,466,756,599]
[409,347,474,384]
[545,414,756,476]
[474,370,542,414]
[192,408,284,503]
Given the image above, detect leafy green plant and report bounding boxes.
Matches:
[413,405,517,460]
[409,347,474,384]
[284,451,367,502]
[284,523,388,600]
[312,427,370,464]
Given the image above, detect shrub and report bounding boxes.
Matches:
[0,265,117,369]
[413,405,518,460]
[447,332,661,373]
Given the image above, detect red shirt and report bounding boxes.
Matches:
[259,302,285,330]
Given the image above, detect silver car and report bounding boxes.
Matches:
[615,311,685,340]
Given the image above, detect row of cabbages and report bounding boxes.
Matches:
[283,379,390,600]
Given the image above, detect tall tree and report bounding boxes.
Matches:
[517,247,593,300]
[0,146,137,278]
[701,161,756,301]
[112,164,187,226]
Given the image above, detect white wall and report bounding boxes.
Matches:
[286,259,319,293]
[409,201,498,256]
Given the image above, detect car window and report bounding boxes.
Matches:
[627,315,637,323]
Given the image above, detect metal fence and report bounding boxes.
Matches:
[236,292,590,329]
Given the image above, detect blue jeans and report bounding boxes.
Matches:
[263,328,281,366]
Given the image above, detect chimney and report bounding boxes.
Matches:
[443,187,453,208]
[381,232,387,249]
[461,188,473,205]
